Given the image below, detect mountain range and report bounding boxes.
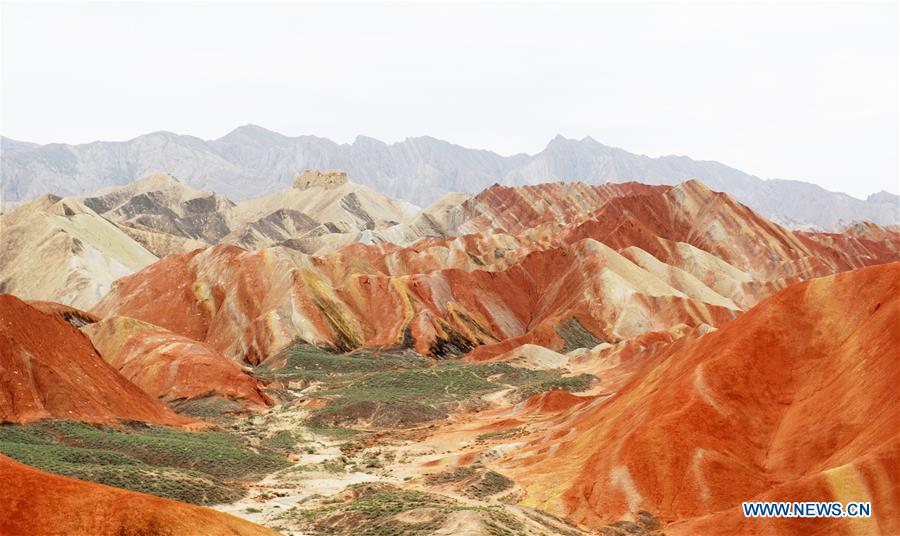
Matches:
[3,125,897,229]
[1,173,899,535]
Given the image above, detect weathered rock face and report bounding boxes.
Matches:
[293,169,349,190]
[83,316,270,408]
[82,172,236,247]
[502,263,900,535]
[0,455,279,536]
[0,295,187,426]
[92,180,900,365]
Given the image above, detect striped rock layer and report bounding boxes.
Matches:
[499,263,899,535]
[92,181,900,364]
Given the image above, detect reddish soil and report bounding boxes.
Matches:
[0,455,278,536]
[505,263,900,535]
[0,294,188,426]
[85,316,269,407]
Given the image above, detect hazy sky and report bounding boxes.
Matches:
[2,1,897,198]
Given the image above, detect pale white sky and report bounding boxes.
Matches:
[1,1,897,198]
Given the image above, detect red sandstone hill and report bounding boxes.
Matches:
[0,455,278,536]
[92,181,900,365]
[92,238,742,364]
[26,300,100,328]
[501,263,900,535]
[0,294,187,425]
[83,316,270,408]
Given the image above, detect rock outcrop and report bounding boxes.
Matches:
[293,169,348,190]
[0,195,158,309]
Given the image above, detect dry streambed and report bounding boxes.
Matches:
[212,345,599,535]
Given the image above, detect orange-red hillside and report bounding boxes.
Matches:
[93,238,741,363]
[0,455,278,536]
[505,263,900,535]
[0,294,187,425]
[84,316,270,408]
[27,300,100,327]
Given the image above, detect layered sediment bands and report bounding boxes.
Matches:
[91,180,900,363]
[0,295,187,425]
[563,180,898,282]
[426,181,666,236]
[503,263,900,534]
[93,238,742,363]
[0,455,279,536]
[83,316,269,408]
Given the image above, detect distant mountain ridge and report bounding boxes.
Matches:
[2,125,897,229]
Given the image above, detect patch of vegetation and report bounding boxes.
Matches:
[318,361,522,407]
[260,429,299,455]
[262,344,594,430]
[304,421,360,440]
[512,373,596,402]
[556,317,601,352]
[285,483,526,536]
[466,470,514,499]
[287,459,347,474]
[424,466,477,485]
[476,427,526,443]
[0,420,289,505]
[256,345,428,382]
[175,396,246,424]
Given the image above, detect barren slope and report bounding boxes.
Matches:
[84,316,269,408]
[499,263,900,535]
[0,196,158,309]
[0,455,278,536]
[0,295,187,425]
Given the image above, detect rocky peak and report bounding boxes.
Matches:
[293,169,348,190]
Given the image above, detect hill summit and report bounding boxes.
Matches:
[293,169,348,190]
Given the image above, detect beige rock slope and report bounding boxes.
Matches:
[225,169,420,252]
[82,171,232,255]
[0,195,158,309]
[82,169,420,255]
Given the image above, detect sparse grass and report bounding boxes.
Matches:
[256,346,427,382]
[284,483,526,536]
[424,466,477,485]
[260,344,596,431]
[260,429,299,455]
[511,373,596,402]
[476,427,525,442]
[556,318,601,352]
[0,420,290,505]
[176,396,246,423]
[304,421,360,439]
[320,361,503,405]
[467,470,514,499]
